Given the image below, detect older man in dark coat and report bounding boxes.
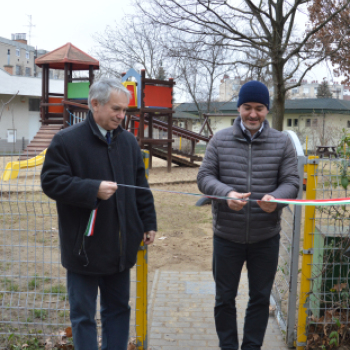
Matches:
[41,78,157,350]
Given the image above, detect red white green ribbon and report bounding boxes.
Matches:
[269,197,350,206]
[114,184,350,206]
[84,209,98,236]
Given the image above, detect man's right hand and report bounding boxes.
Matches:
[97,181,118,200]
[227,191,251,211]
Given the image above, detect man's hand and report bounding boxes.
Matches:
[227,191,251,211]
[257,194,277,213]
[143,230,156,245]
[97,181,118,200]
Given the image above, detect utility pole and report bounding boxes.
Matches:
[25,15,36,46]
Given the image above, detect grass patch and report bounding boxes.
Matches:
[58,310,69,318]
[28,275,40,291]
[2,278,19,292]
[44,284,66,294]
[33,309,46,320]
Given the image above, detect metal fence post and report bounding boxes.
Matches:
[296,155,319,349]
[135,150,150,349]
[284,131,306,347]
[136,243,148,350]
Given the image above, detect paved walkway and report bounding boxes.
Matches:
[149,271,289,350]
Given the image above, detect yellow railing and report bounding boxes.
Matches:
[296,155,319,349]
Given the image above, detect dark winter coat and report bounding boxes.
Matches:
[41,112,157,275]
[197,117,299,244]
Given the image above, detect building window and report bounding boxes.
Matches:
[15,65,22,76]
[287,119,292,127]
[26,51,29,59]
[347,121,350,128]
[25,67,31,76]
[306,119,311,127]
[16,49,20,57]
[29,98,40,112]
[312,119,318,127]
[292,88,298,94]
[303,87,310,94]
[231,118,235,125]
[294,119,298,127]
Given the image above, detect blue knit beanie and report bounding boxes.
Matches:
[237,81,270,110]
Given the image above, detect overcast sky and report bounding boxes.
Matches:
[0,0,133,54]
[0,0,339,87]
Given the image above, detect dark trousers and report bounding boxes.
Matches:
[213,234,280,350]
[67,269,131,350]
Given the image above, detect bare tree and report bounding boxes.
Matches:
[93,16,170,79]
[309,0,350,85]
[136,0,350,131]
[0,92,18,122]
[94,16,232,121]
[169,34,232,120]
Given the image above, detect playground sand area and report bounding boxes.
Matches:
[0,155,213,277]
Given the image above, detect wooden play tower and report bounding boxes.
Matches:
[21,43,211,169]
[21,43,98,158]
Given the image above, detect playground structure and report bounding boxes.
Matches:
[19,43,99,160]
[15,43,212,173]
[122,68,212,171]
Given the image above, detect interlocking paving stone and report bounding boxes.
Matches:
[149,271,289,350]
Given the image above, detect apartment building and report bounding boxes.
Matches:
[288,79,344,99]
[219,75,345,101]
[218,75,242,102]
[0,33,63,79]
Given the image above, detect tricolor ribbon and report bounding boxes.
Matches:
[114,184,350,206]
[270,198,350,206]
[84,186,350,238]
[84,209,98,237]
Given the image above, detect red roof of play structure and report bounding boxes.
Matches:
[35,43,99,70]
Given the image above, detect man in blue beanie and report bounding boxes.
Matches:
[198,80,299,350]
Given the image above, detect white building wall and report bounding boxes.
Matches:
[284,113,350,153]
[0,94,41,152]
[192,111,350,154]
[0,69,64,152]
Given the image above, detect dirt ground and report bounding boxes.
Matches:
[147,157,214,274]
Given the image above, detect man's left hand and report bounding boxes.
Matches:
[143,230,156,245]
[257,195,277,213]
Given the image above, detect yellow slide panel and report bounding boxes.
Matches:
[1,149,47,181]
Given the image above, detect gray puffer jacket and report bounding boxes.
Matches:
[197,117,299,244]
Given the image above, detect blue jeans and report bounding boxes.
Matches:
[67,269,130,350]
[213,234,280,350]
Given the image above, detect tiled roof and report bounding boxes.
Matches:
[35,43,99,70]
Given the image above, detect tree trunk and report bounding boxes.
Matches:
[272,92,285,132]
[271,63,285,131]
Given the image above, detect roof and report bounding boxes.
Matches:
[0,68,63,97]
[175,98,350,115]
[35,43,99,70]
[173,111,200,120]
[0,36,35,52]
[285,98,350,114]
[175,101,237,114]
